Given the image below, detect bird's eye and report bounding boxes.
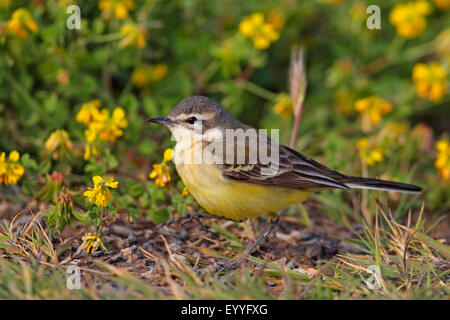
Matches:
[187,116,197,124]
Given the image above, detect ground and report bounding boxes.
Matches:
[1,193,448,300]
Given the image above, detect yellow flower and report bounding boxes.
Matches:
[44,130,73,160]
[119,23,147,49]
[149,163,171,187]
[149,148,173,187]
[0,150,25,186]
[99,107,128,142]
[82,232,106,254]
[357,138,384,166]
[84,107,128,143]
[266,10,285,31]
[273,93,293,117]
[435,138,450,181]
[412,62,447,102]
[83,143,100,161]
[7,8,38,38]
[131,65,152,87]
[76,100,102,125]
[354,96,393,132]
[163,148,174,162]
[131,63,168,88]
[389,1,431,39]
[98,0,135,19]
[152,63,168,82]
[239,12,281,50]
[433,0,450,9]
[181,187,189,197]
[83,175,118,207]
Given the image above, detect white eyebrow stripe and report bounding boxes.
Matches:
[172,112,215,121]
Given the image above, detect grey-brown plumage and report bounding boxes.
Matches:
[170,96,247,132]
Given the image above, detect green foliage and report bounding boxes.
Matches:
[0,0,448,300]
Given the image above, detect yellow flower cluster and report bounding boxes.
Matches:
[98,0,135,19]
[389,0,431,39]
[44,129,73,160]
[85,108,128,143]
[82,232,106,254]
[76,99,102,125]
[354,96,393,132]
[0,150,25,186]
[76,100,128,160]
[273,93,293,117]
[7,8,38,38]
[84,175,118,207]
[356,121,412,167]
[357,138,384,166]
[120,23,147,48]
[149,148,173,187]
[412,62,447,102]
[132,63,168,88]
[239,12,282,50]
[435,139,450,181]
[433,0,450,10]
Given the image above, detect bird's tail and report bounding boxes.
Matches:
[341,176,422,194]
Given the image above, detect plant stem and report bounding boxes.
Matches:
[289,98,304,148]
[240,80,278,101]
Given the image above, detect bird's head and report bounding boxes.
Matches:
[147,96,242,143]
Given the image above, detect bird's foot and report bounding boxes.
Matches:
[159,212,223,238]
[216,216,281,271]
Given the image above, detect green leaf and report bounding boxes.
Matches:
[39,159,51,174]
[172,195,183,204]
[21,153,38,172]
[177,203,187,216]
[149,208,170,224]
[129,183,144,197]
[414,231,450,260]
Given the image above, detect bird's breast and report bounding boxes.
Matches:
[173,140,309,221]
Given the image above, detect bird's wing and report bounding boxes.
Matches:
[217,134,350,190]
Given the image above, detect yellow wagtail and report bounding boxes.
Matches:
[147,96,421,263]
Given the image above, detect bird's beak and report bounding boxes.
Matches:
[146,117,174,125]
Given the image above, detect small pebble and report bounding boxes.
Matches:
[92,250,104,258]
[106,254,124,264]
[180,229,188,241]
[300,232,315,241]
[142,241,153,252]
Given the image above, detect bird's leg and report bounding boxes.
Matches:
[222,213,280,270]
[245,214,280,256]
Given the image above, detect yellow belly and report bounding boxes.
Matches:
[175,163,310,221]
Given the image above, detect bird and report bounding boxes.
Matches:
[147,95,421,265]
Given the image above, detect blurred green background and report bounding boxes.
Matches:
[0,0,449,222]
